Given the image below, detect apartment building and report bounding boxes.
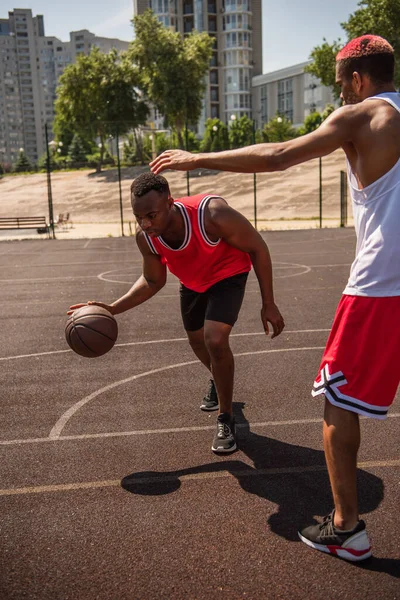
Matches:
[134,0,262,133]
[0,9,129,166]
[252,61,338,130]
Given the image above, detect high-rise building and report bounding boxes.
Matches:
[252,61,339,129]
[133,0,262,133]
[0,9,129,166]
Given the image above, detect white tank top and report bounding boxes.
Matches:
[343,92,400,297]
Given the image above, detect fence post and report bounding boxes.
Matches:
[252,120,257,231]
[319,156,322,229]
[115,127,124,237]
[185,123,190,196]
[45,123,56,239]
[340,170,348,227]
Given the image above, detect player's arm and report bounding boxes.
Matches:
[150,106,358,174]
[109,230,167,314]
[68,231,166,316]
[206,198,284,338]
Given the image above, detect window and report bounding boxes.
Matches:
[278,78,293,122]
[260,84,268,125]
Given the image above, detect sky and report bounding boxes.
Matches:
[3,0,361,72]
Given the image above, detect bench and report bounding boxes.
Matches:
[0,217,50,236]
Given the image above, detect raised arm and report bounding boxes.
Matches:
[205,197,285,338]
[150,106,358,174]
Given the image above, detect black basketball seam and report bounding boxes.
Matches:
[74,322,116,343]
[73,326,98,355]
[67,325,84,355]
[75,312,116,321]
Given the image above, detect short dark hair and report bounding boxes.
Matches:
[336,35,395,85]
[131,172,170,198]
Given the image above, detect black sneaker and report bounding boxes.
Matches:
[211,413,237,453]
[200,379,218,411]
[298,511,372,562]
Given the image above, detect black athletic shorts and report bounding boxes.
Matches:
[180,272,249,332]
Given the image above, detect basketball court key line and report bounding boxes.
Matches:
[0,459,399,497]
[48,346,330,439]
[0,329,331,362]
[1,413,399,447]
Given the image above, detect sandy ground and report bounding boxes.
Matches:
[0,149,351,239]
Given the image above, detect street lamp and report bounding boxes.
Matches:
[212,125,218,132]
[230,114,237,122]
[276,116,283,123]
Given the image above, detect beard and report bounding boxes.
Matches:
[343,90,361,105]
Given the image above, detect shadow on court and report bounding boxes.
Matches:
[121,403,398,576]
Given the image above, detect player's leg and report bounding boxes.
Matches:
[299,295,400,561]
[323,399,360,530]
[186,327,211,370]
[204,272,248,453]
[204,320,234,416]
[180,284,218,411]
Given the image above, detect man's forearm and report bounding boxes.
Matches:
[195,144,283,173]
[111,275,163,315]
[250,248,275,305]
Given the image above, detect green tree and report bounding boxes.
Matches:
[229,115,254,149]
[54,47,149,172]
[262,114,298,143]
[307,0,400,93]
[129,10,213,148]
[201,119,230,152]
[68,133,88,163]
[14,150,32,173]
[322,103,336,120]
[297,112,323,136]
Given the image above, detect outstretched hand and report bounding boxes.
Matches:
[67,301,115,316]
[261,303,285,339]
[150,149,198,174]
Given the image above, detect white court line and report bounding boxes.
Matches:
[0,459,398,497]
[0,329,331,362]
[3,261,141,269]
[1,414,400,447]
[308,263,352,268]
[83,239,91,249]
[49,347,326,439]
[0,276,100,283]
[98,262,312,285]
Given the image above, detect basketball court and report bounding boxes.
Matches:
[0,228,399,599]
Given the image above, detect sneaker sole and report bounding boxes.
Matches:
[200,404,219,411]
[298,532,372,562]
[211,442,237,454]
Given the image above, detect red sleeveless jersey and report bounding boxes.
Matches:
[143,194,252,293]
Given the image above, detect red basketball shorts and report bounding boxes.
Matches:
[312,295,400,419]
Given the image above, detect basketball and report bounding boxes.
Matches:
[65,305,118,358]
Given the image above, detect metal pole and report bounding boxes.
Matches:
[185,122,190,196]
[340,170,348,227]
[116,127,124,237]
[319,156,322,229]
[45,123,55,239]
[253,120,257,230]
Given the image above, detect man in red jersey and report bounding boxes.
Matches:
[69,171,284,454]
[150,35,400,560]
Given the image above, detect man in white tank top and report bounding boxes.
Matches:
[150,35,400,562]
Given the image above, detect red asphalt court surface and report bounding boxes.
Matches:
[0,229,399,599]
